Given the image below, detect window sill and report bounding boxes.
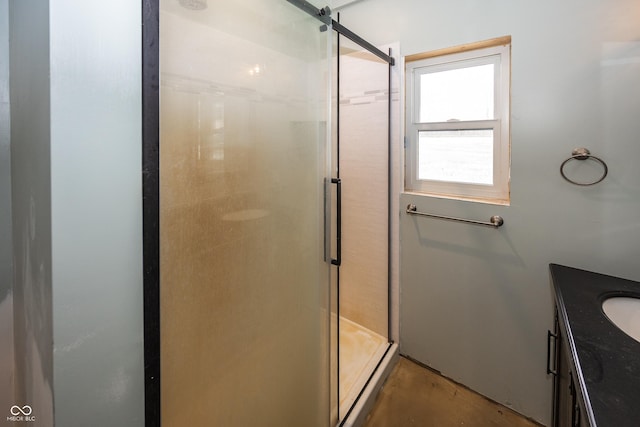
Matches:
[402,190,510,206]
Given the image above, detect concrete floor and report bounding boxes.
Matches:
[363,356,543,427]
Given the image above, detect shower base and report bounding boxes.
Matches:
[339,317,389,421]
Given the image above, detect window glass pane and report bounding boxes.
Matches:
[418,129,493,185]
[419,63,494,122]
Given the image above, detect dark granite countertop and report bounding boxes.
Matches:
[550,264,640,427]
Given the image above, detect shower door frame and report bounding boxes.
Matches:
[141,1,395,425]
[141,0,160,425]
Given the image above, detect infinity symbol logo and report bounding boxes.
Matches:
[10,405,32,416]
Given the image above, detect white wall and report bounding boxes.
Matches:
[339,1,640,425]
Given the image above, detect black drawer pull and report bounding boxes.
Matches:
[547,329,558,376]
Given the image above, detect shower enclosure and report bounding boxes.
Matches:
[142,1,394,425]
[333,33,393,421]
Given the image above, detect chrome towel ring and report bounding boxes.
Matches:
[560,148,608,186]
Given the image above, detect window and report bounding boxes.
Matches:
[405,38,511,204]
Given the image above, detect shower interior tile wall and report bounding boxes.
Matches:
[160,10,328,426]
[338,47,390,338]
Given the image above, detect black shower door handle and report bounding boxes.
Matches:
[331,177,341,266]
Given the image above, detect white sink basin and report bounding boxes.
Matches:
[602,297,640,343]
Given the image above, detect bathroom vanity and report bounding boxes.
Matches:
[548,264,640,427]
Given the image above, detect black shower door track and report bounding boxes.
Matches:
[286,0,395,66]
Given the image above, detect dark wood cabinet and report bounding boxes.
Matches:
[550,309,587,427]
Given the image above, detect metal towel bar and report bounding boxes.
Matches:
[405,204,504,229]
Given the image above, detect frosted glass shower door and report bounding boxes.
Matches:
[159,1,332,426]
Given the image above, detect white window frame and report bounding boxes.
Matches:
[405,41,511,204]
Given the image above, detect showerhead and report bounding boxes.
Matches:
[179,0,207,10]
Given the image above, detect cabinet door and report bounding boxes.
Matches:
[552,309,585,427]
[556,320,574,426]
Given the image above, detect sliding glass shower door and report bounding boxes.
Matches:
[334,36,392,421]
[158,0,333,425]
